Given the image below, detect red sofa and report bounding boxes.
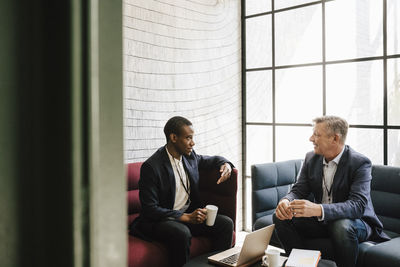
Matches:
[127,162,238,267]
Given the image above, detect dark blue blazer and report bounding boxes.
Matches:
[285,145,389,242]
[130,146,231,238]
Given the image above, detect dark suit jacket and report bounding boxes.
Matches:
[130,146,231,239]
[285,145,389,242]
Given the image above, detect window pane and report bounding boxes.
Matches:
[275,126,313,162]
[246,125,272,175]
[246,71,272,123]
[387,0,400,55]
[275,0,319,10]
[246,0,271,16]
[275,5,322,66]
[346,128,383,165]
[245,178,252,231]
[326,0,383,61]
[388,130,400,166]
[326,60,383,125]
[246,15,272,69]
[388,58,400,125]
[275,66,322,123]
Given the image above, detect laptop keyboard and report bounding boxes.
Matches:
[220,252,240,265]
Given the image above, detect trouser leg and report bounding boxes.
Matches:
[273,213,328,255]
[328,219,368,267]
[152,220,192,267]
[189,214,234,251]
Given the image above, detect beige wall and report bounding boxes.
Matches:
[123,0,243,229]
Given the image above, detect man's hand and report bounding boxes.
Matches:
[179,208,207,224]
[288,199,322,218]
[217,163,232,184]
[275,199,293,220]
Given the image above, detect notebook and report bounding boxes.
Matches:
[285,248,321,267]
[207,224,275,267]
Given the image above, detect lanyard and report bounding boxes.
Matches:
[323,164,333,202]
[173,159,190,196]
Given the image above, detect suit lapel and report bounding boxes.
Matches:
[161,148,177,203]
[331,146,349,202]
[182,156,195,186]
[314,157,324,202]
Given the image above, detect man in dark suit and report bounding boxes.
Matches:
[130,116,234,267]
[273,116,389,267]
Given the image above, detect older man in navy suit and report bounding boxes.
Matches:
[130,116,234,267]
[273,116,389,267]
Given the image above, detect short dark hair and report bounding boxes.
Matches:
[164,116,193,143]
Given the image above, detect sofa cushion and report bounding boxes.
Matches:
[127,189,140,215]
[254,214,274,231]
[199,168,238,230]
[253,188,278,220]
[359,237,400,267]
[383,229,400,239]
[127,162,142,190]
[370,165,400,234]
[127,162,142,217]
[357,241,376,267]
[128,235,168,267]
[252,160,302,224]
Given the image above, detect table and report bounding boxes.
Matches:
[183,251,337,267]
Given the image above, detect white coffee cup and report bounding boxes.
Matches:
[205,205,218,226]
[262,249,280,267]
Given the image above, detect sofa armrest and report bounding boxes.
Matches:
[198,168,238,230]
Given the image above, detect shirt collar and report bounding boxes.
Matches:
[165,145,182,163]
[323,146,345,166]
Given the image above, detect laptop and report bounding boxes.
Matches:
[208,224,275,267]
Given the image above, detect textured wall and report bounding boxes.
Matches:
[123,0,242,228]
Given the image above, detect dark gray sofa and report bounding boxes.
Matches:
[251,160,400,267]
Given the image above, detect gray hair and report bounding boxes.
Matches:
[313,115,348,144]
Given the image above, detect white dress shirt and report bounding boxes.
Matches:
[319,146,345,220]
[166,147,190,211]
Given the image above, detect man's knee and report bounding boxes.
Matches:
[329,219,357,241]
[216,215,234,231]
[272,213,285,227]
[174,225,192,243]
[159,221,192,244]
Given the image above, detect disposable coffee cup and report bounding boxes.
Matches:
[262,249,280,267]
[205,205,218,226]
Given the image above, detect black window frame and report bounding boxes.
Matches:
[242,0,400,230]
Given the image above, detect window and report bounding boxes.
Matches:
[243,0,400,230]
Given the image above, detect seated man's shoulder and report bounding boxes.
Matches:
[141,147,166,169]
[305,150,322,163]
[347,146,371,166]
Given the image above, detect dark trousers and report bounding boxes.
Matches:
[273,214,369,267]
[152,214,234,267]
